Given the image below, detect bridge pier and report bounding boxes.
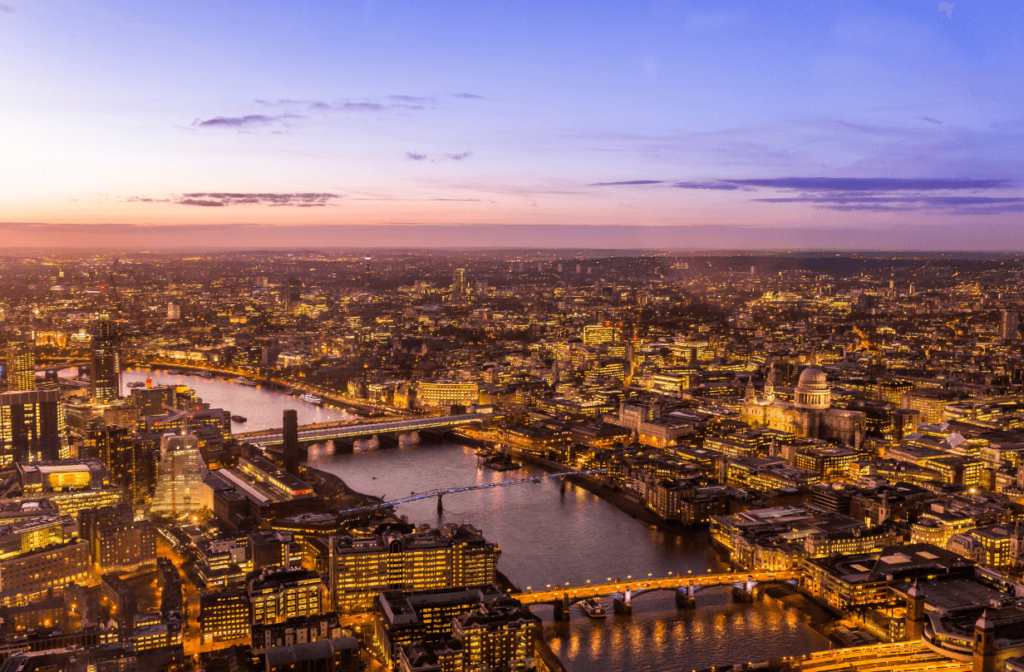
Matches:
[559,475,567,494]
[353,436,380,451]
[732,578,756,603]
[675,585,696,609]
[613,588,632,615]
[399,431,420,447]
[436,494,443,514]
[377,433,401,448]
[552,594,571,621]
[332,439,354,454]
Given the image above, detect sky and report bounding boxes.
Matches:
[1,0,1023,249]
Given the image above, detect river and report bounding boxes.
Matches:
[124,369,830,671]
[120,368,356,431]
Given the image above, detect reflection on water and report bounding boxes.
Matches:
[312,442,830,671]
[120,368,356,431]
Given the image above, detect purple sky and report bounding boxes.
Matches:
[1,1,1022,248]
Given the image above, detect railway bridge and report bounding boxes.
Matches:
[514,569,800,620]
[239,413,486,449]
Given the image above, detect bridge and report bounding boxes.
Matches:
[513,569,799,620]
[34,360,90,373]
[244,413,486,447]
[335,469,608,516]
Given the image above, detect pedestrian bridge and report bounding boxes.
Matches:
[244,413,486,447]
[514,570,799,620]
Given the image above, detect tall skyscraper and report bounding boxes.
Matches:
[90,315,120,403]
[167,302,181,320]
[1002,310,1019,341]
[283,409,299,476]
[364,255,373,288]
[0,389,68,464]
[5,342,36,392]
[282,278,302,312]
[453,268,467,296]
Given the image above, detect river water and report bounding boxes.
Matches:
[121,368,356,432]
[122,370,830,671]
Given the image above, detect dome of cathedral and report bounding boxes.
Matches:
[795,366,830,410]
[798,366,827,386]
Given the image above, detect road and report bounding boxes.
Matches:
[514,569,800,604]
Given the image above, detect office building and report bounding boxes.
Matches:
[330,524,499,613]
[90,315,120,403]
[452,268,467,296]
[0,390,68,464]
[5,342,35,392]
[167,302,180,321]
[251,612,345,652]
[451,600,537,672]
[200,589,251,643]
[247,566,326,626]
[264,637,359,672]
[85,425,154,506]
[375,584,506,669]
[0,539,90,601]
[151,432,206,515]
[87,513,157,574]
[1003,310,1020,341]
[283,278,302,312]
[416,381,479,409]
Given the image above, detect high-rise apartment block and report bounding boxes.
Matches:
[1002,310,1019,341]
[0,389,68,464]
[5,342,35,392]
[90,315,120,403]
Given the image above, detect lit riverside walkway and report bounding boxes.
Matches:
[512,569,800,604]
[797,640,969,672]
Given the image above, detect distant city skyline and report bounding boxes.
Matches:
[2,0,1022,246]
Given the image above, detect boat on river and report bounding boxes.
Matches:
[301,392,322,405]
[127,381,145,388]
[234,377,259,387]
[231,415,247,423]
[198,371,213,378]
[580,598,606,618]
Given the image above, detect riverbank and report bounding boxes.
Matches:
[300,464,383,511]
[511,450,672,529]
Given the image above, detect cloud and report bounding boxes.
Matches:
[452,93,485,99]
[0,4,14,12]
[588,175,1022,215]
[124,197,171,203]
[173,193,340,207]
[194,114,301,128]
[725,177,1013,191]
[178,199,226,207]
[589,180,665,186]
[918,117,943,124]
[389,95,434,104]
[670,181,742,190]
[405,151,473,162]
